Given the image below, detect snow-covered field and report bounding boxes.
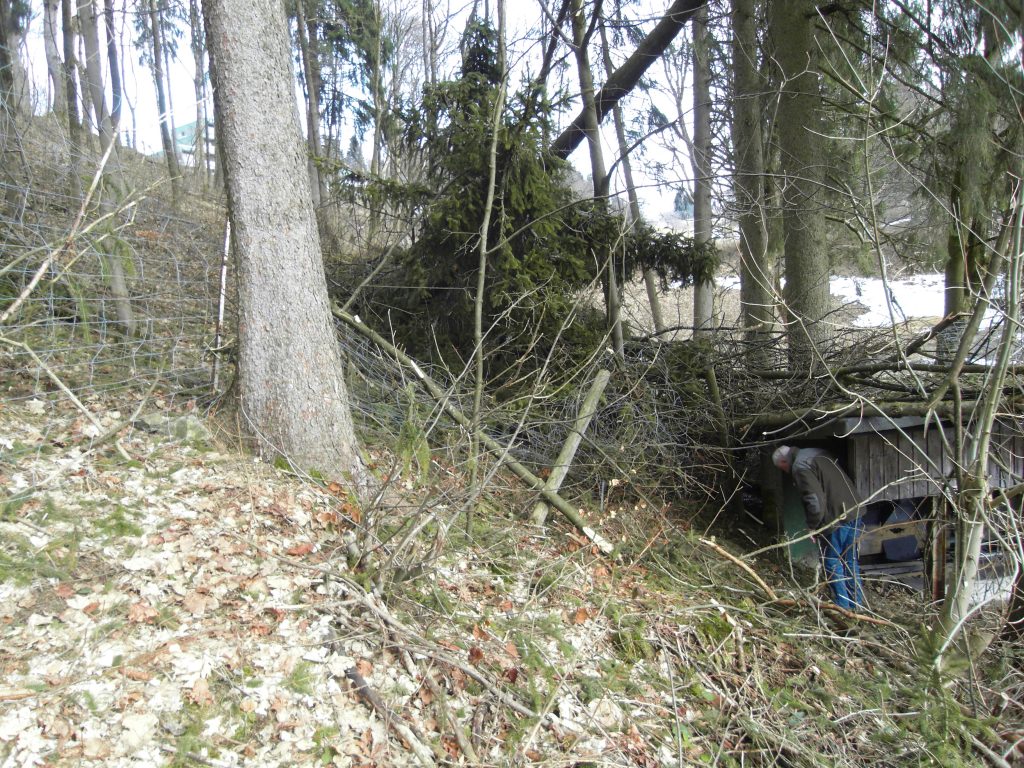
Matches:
[830,273,947,327]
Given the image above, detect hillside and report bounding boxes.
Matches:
[2,122,1023,768]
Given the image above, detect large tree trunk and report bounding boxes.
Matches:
[203,0,366,488]
[148,0,182,202]
[0,0,26,119]
[77,0,108,136]
[731,0,772,362]
[769,0,829,372]
[691,3,714,337]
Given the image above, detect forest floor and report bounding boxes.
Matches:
[2,118,1022,766]
[2,389,1023,767]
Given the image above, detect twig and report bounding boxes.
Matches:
[0,138,117,328]
[0,334,132,463]
[699,537,778,601]
[970,732,1014,768]
[421,664,481,764]
[344,666,437,767]
[771,598,897,627]
[333,306,616,555]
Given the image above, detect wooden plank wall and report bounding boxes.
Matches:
[849,418,1023,500]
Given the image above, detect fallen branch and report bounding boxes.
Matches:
[771,598,897,628]
[421,664,481,765]
[345,666,437,766]
[699,537,777,601]
[531,368,610,525]
[0,334,133,463]
[332,305,615,555]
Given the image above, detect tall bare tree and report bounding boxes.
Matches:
[731,0,772,357]
[203,0,366,487]
[147,0,182,202]
[43,0,67,114]
[691,2,713,336]
[769,0,829,371]
[61,0,82,198]
[571,0,623,360]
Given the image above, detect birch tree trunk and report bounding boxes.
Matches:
[203,0,366,489]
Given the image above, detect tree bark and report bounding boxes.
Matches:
[77,0,108,136]
[203,0,366,489]
[43,0,67,114]
[552,0,706,160]
[61,0,82,199]
[600,7,665,336]
[571,0,623,360]
[148,0,182,202]
[691,3,714,337]
[189,0,208,185]
[731,0,772,359]
[769,0,830,372]
[294,0,325,206]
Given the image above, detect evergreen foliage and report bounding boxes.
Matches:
[350,18,707,382]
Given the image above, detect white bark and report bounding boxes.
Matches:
[44,0,66,113]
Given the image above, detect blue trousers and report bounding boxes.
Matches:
[819,518,865,610]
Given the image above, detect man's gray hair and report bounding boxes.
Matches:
[772,445,794,467]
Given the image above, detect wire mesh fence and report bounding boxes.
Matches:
[1,183,224,406]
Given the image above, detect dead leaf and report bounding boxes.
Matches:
[417,685,434,706]
[182,592,209,616]
[468,646,484,665]
[127,602,158,624]
[189,678,214,707]
[315,509,340,526]
[54,584,74,599]
[355,658,374,678]
[441,735,461,758]
[503,668,519,684]
[285,542,314,557]
[504,641,520,659]
[341,501,362,524]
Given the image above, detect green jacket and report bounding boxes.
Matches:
[791,448,862,531]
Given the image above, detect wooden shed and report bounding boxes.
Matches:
[765,415,1023,590]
